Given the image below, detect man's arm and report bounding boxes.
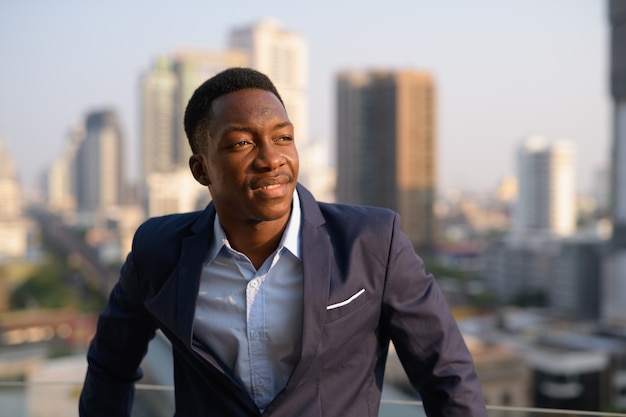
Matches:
[382,214,487,416]
[79,252,157,417]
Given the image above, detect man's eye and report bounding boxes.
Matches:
[233,141,250,147]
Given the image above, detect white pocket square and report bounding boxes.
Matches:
[326,288,366,310]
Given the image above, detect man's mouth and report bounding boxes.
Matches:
[258,183,282,190]
[250,175,292,191]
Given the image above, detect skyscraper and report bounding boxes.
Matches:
[336,70,437,250]
[603,0,626,326]
[75,109,125,217]
[513,136,576,237]
[140,56,178,180]
[47,124,84,214]
[229,19,308,143]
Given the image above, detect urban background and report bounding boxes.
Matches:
[0,0,625,415]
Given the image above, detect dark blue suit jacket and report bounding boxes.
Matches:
[79,184,486,416]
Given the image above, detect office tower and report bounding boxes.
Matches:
[229,19,309,143]
[140,56,178,180]
[603,0,626,325]
[336,70,437,250]
[47,124,84,214]
[513,136,576,237]
[75,109,125,217]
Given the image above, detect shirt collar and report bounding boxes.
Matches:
[282,189,302,259]
[207,189,302,263]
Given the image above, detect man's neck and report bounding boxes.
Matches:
[222,218,289,270]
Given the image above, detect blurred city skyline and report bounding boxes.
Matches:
[0,0,610,195]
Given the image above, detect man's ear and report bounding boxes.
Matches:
[189,154,210,186]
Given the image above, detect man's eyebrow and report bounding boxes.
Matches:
[225,126,252,133]
[223,121,293,133]
[274,121,293,129]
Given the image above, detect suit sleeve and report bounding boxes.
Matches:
[79,250,157,417]
[382,214,487,416]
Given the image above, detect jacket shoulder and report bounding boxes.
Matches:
[317,202,400,242]
[136,211,203,240]
[318,202,398,226]
[131,210,205,263]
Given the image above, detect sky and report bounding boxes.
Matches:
[0,0,612,195]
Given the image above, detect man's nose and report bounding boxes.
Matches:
[254,140,284,170]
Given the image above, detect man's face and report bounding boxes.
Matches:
[194,88,299,227]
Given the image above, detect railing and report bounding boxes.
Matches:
[2,381,626,417]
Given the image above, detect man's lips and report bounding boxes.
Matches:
[250,175,293,191]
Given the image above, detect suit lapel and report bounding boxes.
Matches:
[145,204,214,349]
[284,185,330,387]
[174,228,212,346]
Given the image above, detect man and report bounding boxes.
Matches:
[79,67,486,416]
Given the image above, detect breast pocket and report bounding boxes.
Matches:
[325,288,369,323]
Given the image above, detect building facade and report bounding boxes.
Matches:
[140,56,178,180]
[75,109,125,218]
[47,124,84,216]
[513,136,576,237]
[603,0,626,327]
[336,70,437,250]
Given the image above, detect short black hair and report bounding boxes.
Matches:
[183,67,284,153]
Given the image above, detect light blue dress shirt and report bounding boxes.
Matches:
[192,191,303,412]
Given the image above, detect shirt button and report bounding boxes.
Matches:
[250,280,259,288]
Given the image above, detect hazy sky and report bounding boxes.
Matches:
[0,0,611,194]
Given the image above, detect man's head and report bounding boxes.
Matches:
[184,67,284,154]
[186,68,298,230]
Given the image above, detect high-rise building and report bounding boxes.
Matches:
[513,136,576,237]
[603,0,626,326]
[229,19,308,144]
[75,109,125,217]
[47,124,84,215]
[336,70,437,250]
[140,56,178,180]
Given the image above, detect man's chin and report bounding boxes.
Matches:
[251,204,293,224]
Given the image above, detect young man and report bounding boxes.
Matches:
[79,68,487,416]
